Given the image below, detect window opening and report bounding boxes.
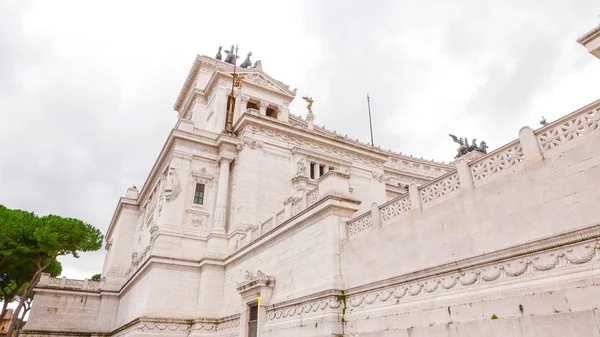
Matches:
[194,183,205,205]
[248,304,258,337]
[266,107,277,118]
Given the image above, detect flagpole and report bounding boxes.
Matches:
[225,45,239,134]
[367,93,374,147]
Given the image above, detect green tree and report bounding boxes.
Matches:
[0,205,103,336]
[91,273,101,281]
[0,259,61,323]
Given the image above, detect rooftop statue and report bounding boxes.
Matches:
[449,134,487,158]
[224,45,238,64]
[234,74,245,88]
[252,60,262,69]
[240,52,253,68]
[477,141,488,154]
[302,96,314,114]
[540,116,548,126]
[215,46,223,61]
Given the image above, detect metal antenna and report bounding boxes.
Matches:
[366,94,374,147]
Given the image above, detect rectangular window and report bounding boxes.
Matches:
[248,304,258,337]
[319,165,325,177]
[329,166,334,172]
[310,162,315,180]
[194,183,205,205]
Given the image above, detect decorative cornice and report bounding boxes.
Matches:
[174,55,234,111]
[236,270,275,293]
[288,114,450,168]
[577,24,600,44]
[291,147,353,166]
[244,123,387,167]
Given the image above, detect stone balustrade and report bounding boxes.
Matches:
[243,186,320,249]
[37,273,103,293]
[239,170,354,249]
[346,100,600,240]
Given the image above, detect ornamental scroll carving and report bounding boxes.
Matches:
[237,139,264,151]
[344,241,600,311]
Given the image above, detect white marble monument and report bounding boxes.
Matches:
[24,26,600,337]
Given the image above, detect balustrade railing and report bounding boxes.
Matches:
[239,187,321,250]
[346,100,600,241]
[38,274,102,292]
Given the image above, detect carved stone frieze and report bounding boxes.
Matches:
[249,125,386,167]
[344,240,600,311]
[237,138,264,151]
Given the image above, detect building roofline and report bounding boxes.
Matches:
[577,23,600,44]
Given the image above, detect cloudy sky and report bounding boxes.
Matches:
[0,0,599,280]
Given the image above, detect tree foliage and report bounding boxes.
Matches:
[91,273,101,281]
[0,204,103,336]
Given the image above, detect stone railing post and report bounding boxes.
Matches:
[456,159,474,190]
[317,171,351,199]
[37,273,50,287]
[59,276,67,288]
[519,126,543,159]
[301,190,308,209]
[409,184,422,211]
[371,202,382,228]
[283,197,294,218]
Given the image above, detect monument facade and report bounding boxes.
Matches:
[23,25,600,336]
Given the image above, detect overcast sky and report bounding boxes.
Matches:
[0,0,599,280]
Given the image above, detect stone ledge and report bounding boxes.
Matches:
[344,223,600,296]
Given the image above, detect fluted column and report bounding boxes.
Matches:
[213,158,232,233]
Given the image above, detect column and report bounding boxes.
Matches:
[213,158,231,233]
[278,103,290,122]
[233,92,244,124]
[258,101,268,116]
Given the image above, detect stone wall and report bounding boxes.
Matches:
[340,100,600,336]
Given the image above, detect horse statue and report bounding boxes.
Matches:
[224,45,237,64]
[240,52,252,68]
[468,139,478,152]
[215,46,223,61]
[252,60,262,69]
[477,141,488,154]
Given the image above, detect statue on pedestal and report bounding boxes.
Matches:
[215,46,223,61]
[240,52,253,68]
[302,96,313,113]
[450,134,487,158]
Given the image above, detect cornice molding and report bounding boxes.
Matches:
[577,24,600,44]
[236,113,389,168]
[291,147,353,166]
